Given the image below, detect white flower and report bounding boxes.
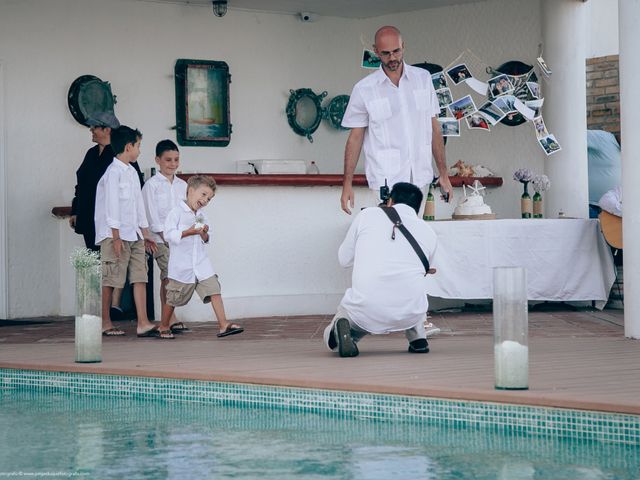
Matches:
[532,174,551,193]
[70,248,101,275]
[513,168,534,183]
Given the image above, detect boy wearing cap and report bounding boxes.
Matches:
[94,126,157,337]
[142,140,188,333]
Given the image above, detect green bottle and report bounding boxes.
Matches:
[423,185,435,221]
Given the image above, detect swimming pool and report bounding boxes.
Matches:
[1,369,639,479]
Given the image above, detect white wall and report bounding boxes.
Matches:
[0,0,547,317]
[588,0,619,58]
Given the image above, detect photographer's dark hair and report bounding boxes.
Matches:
[111,126,142,156]
[155,139,179,157]
[390,182,423,214]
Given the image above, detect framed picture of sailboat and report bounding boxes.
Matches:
[175,59,231,146]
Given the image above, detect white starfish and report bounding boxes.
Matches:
[468,180,486,196]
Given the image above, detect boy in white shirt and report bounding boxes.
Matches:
[94,126,157,337]
[160,175,243,340]
[142,140,188,333]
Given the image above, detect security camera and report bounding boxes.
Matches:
[299,12,318,22]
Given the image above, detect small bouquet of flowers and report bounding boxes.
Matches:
[513,168,534,186]
[70,247,101,274]
[532,174,550,194]
[194,214,206,230]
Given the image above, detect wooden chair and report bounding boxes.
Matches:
[599,210,623,306]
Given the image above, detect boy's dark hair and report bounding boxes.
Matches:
[111,126,142,156]
[155,139,179,157]
[187,175,217,194]
[390,182,423,214]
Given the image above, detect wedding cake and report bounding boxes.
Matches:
[452,181,495,219]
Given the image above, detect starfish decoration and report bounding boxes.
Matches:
[467,180,486,197]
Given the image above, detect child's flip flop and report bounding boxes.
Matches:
[170,322,190,333]
[102,327,125,337]
[217,325,244,338]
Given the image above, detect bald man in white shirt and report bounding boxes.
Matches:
[324,183,438,357]
[340,25,453,214]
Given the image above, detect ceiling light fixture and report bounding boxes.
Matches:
[212,0,227,17]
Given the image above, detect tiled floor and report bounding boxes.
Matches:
[1,307,639,415]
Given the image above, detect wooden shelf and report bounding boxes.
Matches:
[51,175,502,218]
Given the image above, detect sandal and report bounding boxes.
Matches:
[159,329,175,340]
[217,324,244,338]
[170,322,190,333]
[137,326,159,338]
[102,327,125,337]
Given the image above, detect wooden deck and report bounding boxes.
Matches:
[1,308,639,415]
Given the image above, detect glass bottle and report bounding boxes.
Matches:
[75,266,102,363]
[521,182,532,218]
[532,192,543,218]
[493,266,528,390]
[423,184,435,221]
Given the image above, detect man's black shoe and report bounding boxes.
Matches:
[408,338,429,353]
[335,318,359,357]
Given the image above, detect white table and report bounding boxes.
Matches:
[425,219,616,309]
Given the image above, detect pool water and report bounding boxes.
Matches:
[1,389,638,479]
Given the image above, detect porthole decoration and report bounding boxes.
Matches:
[325,95,350,131]
[286,88,327,143]
[67,75,117,127]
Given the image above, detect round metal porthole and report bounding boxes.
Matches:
[67,75,117,126]
[487,61,537,127]
[286,88,327,143]
[325,95,350,131]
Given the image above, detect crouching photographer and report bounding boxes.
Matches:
[324,182,439,357]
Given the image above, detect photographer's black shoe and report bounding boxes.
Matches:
[408,338,429,353]
[335,318,359,358]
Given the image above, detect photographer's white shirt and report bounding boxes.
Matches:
[164,201,215,283]
[338,204,437,334]
[341,63,440,190]
[142,173,188,244]
[94,158,148,244]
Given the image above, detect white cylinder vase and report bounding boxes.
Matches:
[493,266,528,390]
[75,266,102,363]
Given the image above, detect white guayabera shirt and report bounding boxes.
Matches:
[94,158,148,244]
[342,63,440,191]
[164,201,215,283]
[338,204,438,334]
[142,173,188,244]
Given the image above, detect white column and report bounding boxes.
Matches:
[619,0,640,339]
[541,0,589,218]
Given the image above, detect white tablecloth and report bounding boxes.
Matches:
[425,219,616,309]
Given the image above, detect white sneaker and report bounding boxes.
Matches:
[425,322,441,338]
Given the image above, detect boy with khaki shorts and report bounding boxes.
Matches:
[142,140,188,333]
[159,175,243,340]
[94,126,158,337]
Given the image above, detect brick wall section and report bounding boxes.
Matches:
[586,55,620,141]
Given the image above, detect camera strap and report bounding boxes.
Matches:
[379,206,430,276]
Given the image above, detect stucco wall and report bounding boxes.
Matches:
[0,0,546,318]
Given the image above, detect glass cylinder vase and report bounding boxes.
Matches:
[533,192,543,218]
[521,182,532,218]
[493,266,528,390]
[75,266,102,363]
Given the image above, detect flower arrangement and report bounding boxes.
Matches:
[532,174,550,194]
[70,248,101,273]
[194,214,206,230]
[513,168,535,218]
[513,168,534,184]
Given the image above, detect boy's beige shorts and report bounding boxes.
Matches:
[166,275,221,307]
[100,238,148,288]
[153,243,170,281]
